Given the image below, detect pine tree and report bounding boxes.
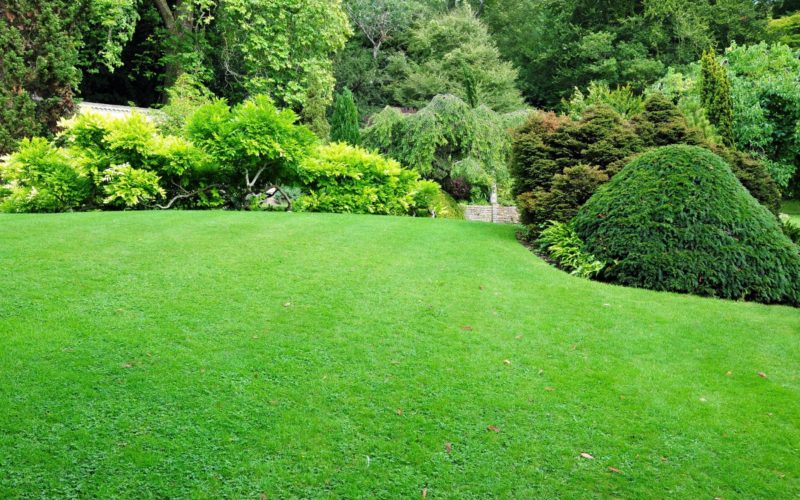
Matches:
[0,0,83,154]
[330,88,360,145]
[700,48,735,147]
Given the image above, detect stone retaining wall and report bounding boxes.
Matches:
[464,204,519,224]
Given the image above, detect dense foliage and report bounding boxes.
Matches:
[0,0,82,154]
[295,143,444,216]
[656,43,800,195]
[699,49,734,146]
[511,96,782,235]
[363,94,516,202]
[0,113,213,212]
[481,0,773,107]
[216,0,351,135]
[536,221,605,278]
[330,88,361,145]
[389,5,523,112]
[186,96,317,208]
[1,95,452,217]
[573,146,800,305]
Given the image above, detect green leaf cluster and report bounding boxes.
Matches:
[362,94,516,202]
[294,142,446,216]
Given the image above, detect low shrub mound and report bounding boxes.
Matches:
[574,145,800,306]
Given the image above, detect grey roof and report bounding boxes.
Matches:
[78,102,162,121]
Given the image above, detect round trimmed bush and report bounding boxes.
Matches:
[574,145,800,306]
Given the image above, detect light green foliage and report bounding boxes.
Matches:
[390,5,523,112]
[48,112,215,209]
[82,0,139,72]
[294,142,437,215]
[699,48,734,145]
[768,11,800,48]
[725,42,800,194]
[657,43,800,194]
[100,163,165,207]
[2,211,799,497]
[563,82,645,120]
[0,138,89,212]
[651,67,722,144]
[362,95,511,202]
[330,88,361,145]
[217,0,351,111]
[159,74,215,137]
[187,95,317,206]
[537,221,605,278]
[62,112,212,186]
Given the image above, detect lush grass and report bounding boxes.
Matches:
[784,200,800,224]
[1,212,798,498]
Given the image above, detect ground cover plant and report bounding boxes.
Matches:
[1,211,799,497]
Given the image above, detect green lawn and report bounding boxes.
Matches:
[784,200,800,225]
[1,212,798,497]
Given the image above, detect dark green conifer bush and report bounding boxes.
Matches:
[330,88,361,145]
[511,95,781,236]
[574,145,800,306]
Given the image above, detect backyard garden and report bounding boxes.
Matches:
[2,0,800,497]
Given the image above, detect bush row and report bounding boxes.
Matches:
[0,96,454,217]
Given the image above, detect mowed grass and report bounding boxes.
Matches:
[784,200,800,224]
[1,212,798,498]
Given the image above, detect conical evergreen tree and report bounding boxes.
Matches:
[330,88,360,145]
[700,49,735,146]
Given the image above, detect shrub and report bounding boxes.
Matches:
[294,143,440,216]
[517,165,609,230]
[511,105,641,231]
[330,88,360,145]
[0,137,89,212]
[657,44,800,195]
[411,180,464,219]
[188,96,317,208]
[512,96,782,237]
[61,112,219,209]
[362,94,512,202]
[158,74,215,137]
[537,221,605,278]
[563,82,645,120]
[100,164,165,208]
[781,215,800,245]
[700,48,735,146]
[574,146,800,305]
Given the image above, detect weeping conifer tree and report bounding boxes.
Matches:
[330,88,361,145]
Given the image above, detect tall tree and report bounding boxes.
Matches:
[330,88,361,145]
[216,0,351,121]
[344,0,420,59]
[700,48,735,146]
[479,0,774,107]
[0,0,83,154]
[390,5,523,112]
